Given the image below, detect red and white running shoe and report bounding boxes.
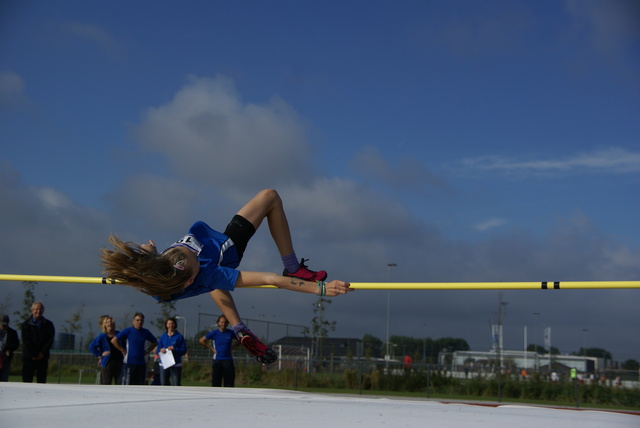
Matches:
[283,258,327,282]
[236,328,278,364]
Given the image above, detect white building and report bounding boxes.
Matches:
[441,350,599,374]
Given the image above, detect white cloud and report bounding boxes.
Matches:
[409,2,534,57]
[461,147,640,175]
[0,161,111,275]
[0,71,31,113]
[282,178,420,241]
[36,187,73,210]
[106,174,199,233]
[134,75,316,193]
[350,145,453,194]
[565,0,640,63]
[61,22,125,60]
[474,218,508,232]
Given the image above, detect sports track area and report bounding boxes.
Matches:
[1,383,638,427]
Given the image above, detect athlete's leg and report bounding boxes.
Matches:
[234,188,327,282]
[210,290,241,326]
[235,188,294,256]
[209,290,277,364]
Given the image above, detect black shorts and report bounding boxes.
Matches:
[223,215,256,262]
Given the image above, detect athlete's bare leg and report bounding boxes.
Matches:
[211,190,292,328]
[209,290,241,325]
[235,189,294,256]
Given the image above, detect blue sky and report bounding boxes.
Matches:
[1,1,639,362]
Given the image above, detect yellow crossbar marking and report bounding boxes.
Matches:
[0,274,120,284]
[0,275,638,290]
[346,281,640,290]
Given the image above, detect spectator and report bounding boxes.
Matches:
[156,317,187,386]
[199,315,237,387]
[403,354,413,373]
[21,302,55,383]
[0,314,20,381]
[111,312,157,385]
[88,315,123,384]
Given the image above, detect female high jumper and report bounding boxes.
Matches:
[101,188,353,363]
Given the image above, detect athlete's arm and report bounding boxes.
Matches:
[235,271,353,297]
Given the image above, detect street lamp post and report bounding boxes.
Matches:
[385,263,397,367]
[175,316,187,338]
[532,312,540,371]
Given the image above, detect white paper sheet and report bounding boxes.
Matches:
[159,349,175,368]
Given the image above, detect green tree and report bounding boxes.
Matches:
[527,344,560,355]
[622,359,639,370]
[573,347,612,360]
[13,281,36,322]
[84,318,99,349]
[304,297,335,357]
[0,292,13,317]
[63,303,85,334]
[362,335,470,362]
[390,335,429,360]
[527,344,545,353]
[362,334,384,358]
[435,337,470,353]
[422,338,437,363]
[151,301,177,334]
[62,303,86,351]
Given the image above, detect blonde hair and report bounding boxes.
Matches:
[101,316,115,333]
[98,314,109,329]
[100,235,193,301]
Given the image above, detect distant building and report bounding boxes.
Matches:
[441,349,598,374]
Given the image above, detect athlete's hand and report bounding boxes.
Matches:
[141,240,157,254]
[324,280,353,297]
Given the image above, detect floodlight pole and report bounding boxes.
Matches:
[533,312,540,371]
[385,263,397,370]
[175,316,187,338]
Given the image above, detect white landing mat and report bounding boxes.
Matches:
[0,383,637,428]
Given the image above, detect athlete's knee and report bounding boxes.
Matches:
[257,188,282,207]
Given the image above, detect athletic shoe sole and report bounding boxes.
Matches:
[239,332,278,364]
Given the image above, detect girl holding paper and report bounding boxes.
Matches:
[157,317,187,386]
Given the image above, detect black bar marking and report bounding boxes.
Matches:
[541,282,560,289]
